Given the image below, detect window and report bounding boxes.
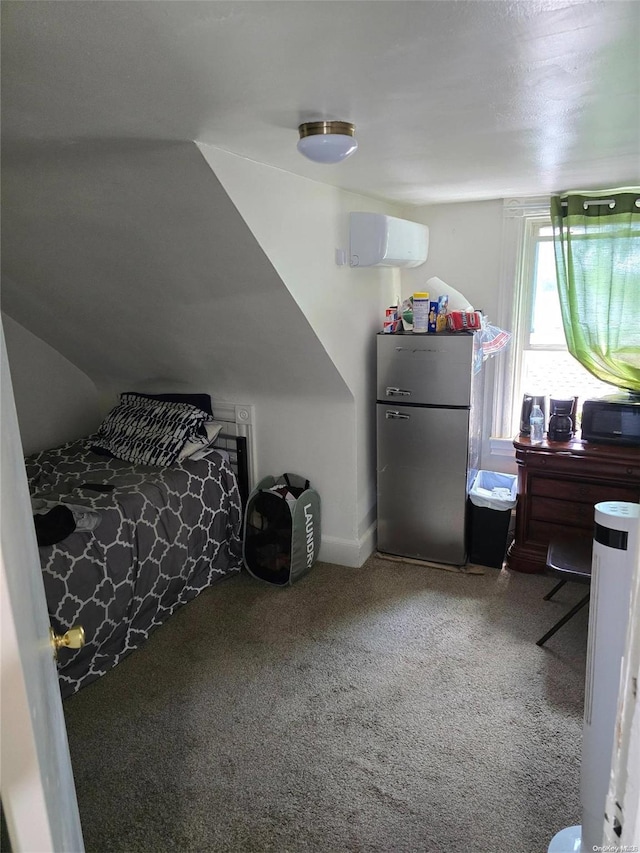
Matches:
[491,200,616,447]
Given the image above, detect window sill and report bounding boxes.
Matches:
[490,437,516,457]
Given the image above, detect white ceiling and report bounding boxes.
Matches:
[2,0,639,205]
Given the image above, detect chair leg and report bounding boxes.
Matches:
[536,594,590,647]
[544,580,567,601]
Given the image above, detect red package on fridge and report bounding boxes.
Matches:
[447,310,482,331]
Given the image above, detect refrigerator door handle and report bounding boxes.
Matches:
[386,387,412,397]
[385,410,410,420]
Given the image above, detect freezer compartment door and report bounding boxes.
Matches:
[377,404,469,565]
[377,333,474,407]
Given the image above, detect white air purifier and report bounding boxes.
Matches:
[548,501,639,853]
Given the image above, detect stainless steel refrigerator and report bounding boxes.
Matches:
[376,330,484,565]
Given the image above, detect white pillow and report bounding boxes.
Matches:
[177,421,224,461]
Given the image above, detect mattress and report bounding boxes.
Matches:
[26,437,243,697]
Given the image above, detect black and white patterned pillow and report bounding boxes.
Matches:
[177,421,224,461]
[92,394,209,467]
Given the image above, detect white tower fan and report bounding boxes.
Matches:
[548,501,639,853]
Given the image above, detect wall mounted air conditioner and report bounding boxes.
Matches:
[349,212,429,268]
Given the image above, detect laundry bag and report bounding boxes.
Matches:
[243,473,321,586]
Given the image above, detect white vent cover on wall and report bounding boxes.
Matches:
[349,212,429,268]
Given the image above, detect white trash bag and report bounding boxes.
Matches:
[468,470,517,511]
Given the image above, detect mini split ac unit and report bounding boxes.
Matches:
[349,212,429,268]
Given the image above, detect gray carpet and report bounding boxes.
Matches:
[63,556,588,853]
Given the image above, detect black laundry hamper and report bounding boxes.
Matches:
[242,473,321,586]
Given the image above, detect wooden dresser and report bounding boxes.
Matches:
[507,437,640,573]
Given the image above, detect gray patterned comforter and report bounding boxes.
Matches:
[26,438,243,697]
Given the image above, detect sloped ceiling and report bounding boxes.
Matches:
[2,0,639,205]
[1,140,348,400]
[1,0,637,404]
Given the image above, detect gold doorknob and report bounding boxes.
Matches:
[49,625,85,660]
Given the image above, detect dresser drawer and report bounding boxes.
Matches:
[522,449,640,482]
[530,476,639,505]
[510,438,640,574]
[524,519,593,544]
[530,496,595,529]
[527,519,575,547]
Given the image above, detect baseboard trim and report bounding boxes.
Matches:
[319,523,377,568]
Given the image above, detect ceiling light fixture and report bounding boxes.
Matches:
[297,121,358,164]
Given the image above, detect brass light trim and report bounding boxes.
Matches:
[297,120,358,163]
[298,121,356,139]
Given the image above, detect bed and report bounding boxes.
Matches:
[25,392,248,698]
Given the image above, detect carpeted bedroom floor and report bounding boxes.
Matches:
[63,555,588,853]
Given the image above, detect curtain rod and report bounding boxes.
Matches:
[560,198,616,208]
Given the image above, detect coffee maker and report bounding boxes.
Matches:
[548,397,578,441]
[519,394,547,437]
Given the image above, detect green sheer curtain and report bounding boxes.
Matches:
[551,190,640,393]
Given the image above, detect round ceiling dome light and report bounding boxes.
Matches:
[297,121,358,164]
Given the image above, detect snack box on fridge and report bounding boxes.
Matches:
[427,301,438,333]
[447,310,482,331]
[436,295,449,332]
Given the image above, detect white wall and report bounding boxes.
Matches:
[399,199,516,473]
[2,313,101,455]
[2,140,399,565]
[3,139,512,563]
[1,141,343,401]
[249,393,376,566]
[201,146,403,563]
[399,199,503,316]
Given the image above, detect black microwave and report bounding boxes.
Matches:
[581,394,640,446]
